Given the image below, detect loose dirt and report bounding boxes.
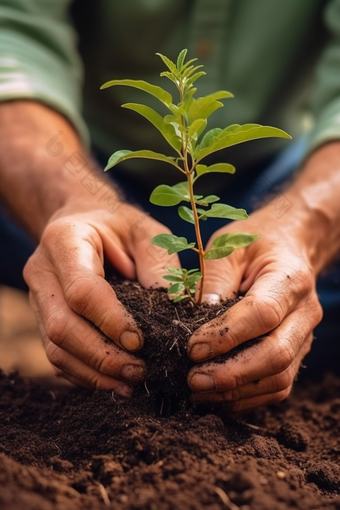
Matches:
[1,280,339,510]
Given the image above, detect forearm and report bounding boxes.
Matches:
[270,142,340,274]
[0,100,118,239]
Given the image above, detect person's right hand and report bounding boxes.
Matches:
[24,197,179,397]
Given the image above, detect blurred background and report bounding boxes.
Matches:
[0,285,53,378]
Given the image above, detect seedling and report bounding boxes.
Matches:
[101,49,291,304]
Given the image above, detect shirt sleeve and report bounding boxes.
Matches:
[307,0,340,154]
[0,0,89,145]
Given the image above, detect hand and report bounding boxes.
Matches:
[24,198,179,396]
[186,205,323,413]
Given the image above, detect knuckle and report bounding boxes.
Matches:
[45,342,64,368]
[64,277,93,315]
[45,314,68,346]
[311,298,323,327]
[290,267,314,297]
[273,367,294,393]
[271,342,295,372]
[40,221,64,248]
[253,296,284,331]
[270,386,292,404]
[224,386,241,401]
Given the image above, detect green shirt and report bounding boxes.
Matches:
[0,0,339,181]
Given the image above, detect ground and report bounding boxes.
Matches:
[1,285,340,510]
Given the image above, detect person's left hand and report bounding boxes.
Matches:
[186,204,323,414]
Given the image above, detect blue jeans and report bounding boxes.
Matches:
[1,139,339,375]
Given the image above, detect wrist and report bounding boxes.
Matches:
[0,100,114,238]
[265,142,340,274]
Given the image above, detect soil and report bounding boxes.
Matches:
[1,279,340,510]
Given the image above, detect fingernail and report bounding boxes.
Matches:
[120,364,145,383]
[202,293,221,304]
[119,330,142,351]
[189,342,213,361]
[190,373,215,391]
[116,384,133,398]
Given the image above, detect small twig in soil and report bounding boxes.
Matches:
[243,422,262,431]
[111,391,116,402]
[193,315,209,324]
[215,309,224,317]
[49,390,56,401]
[144,380,150,395]
[165,369,168,378]
[169,337,179,351]
[148,294,153,315]
[160,398,164,416]
[150,431,159,442]
[98,482,111,507]
[213,487,240,510]
[173,307,193,334]
[172,320,192,335]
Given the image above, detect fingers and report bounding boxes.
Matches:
[188,310,314,392]
[188,313,314,411]
[30,223,144,352]
[27,269,146,385]
[45,341,134,397]
[126,212,182,289]
[187,268,321,362]
[199,250,245,303]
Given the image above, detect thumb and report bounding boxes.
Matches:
[199,253,244,304]
[128,214,181,288]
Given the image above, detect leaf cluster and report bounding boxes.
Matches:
[102,49,291,303]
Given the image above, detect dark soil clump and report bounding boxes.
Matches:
[1,280,340,509]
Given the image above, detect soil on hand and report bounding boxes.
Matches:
[1,280,340,510]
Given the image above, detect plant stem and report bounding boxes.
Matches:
[179,83,205,304]
[184,161,205,304]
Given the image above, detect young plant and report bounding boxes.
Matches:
[101,49,291,304]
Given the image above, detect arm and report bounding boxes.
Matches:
[186,141,340,413]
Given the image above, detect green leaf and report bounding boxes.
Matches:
[162,275,183,282]
[196,163,236,177]
[204,246,234,260]
[173,294,189,303]
[188,119,207,139]
[195,195,220,206]
[104,150,181,172]
[199,203,249,220]
[182,64,204,80]
[150,184,189,206]
[178,205,195,224]
[160,71,179,86]
[204,232,259,260]
[196,207,208,219]
[156,53,179,77]
[187,268,200,274]
[168,283,185,294]
[196,124,292,161]
[181,58,198,72]
[151,234,195,254]
[177,49,188,70]
[172,181,192,196]
[186,272,202,288]
[187,91,233,123]
[212,232,260,249]
[196,128,222,153]
[167,267,184,276]
[100,79,173,108]
[186,71,207,87]
[122,103,181,152]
